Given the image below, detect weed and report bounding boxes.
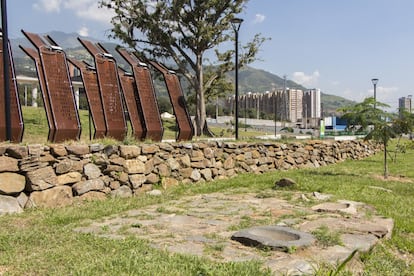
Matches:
[311,225,343,248]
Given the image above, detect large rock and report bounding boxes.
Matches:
[66,145,90,156]
[162,177,179,189]
[119,145,141,159]
[79,191,107,202]
[0,156,19,172]
[111,185,133,198]
[57,172,82,186]
[167,158,180,170]
[26,166,57,191]
[0,195,23,215]
[49,144,68,157]
[0,173,26,195]
[141,144,159,154]
[275,178,296,188]
[129,174,146,189]
[55,159,83,174]
[6,145,28,159]
[73,179,105,196]
[124,160,145,174]
[28,186,73,208]
[84,163,102,179]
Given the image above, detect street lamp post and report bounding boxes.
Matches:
[371,78,379,109]
[231,17,243,140]
[1,0,11,141]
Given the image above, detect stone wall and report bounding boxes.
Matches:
[0,140,380,214]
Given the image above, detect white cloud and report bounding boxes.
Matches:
[292,70,320,87]
[64,0,114,24]
[33,0,113,24]
[33,0,62,13]
[78,26,89,37]
[253,14,266,24]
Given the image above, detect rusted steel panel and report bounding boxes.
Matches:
[117,49,163,142]
[78,38,127,141]
[21,31,81,142]
[117,68,146,140]
[39,47,81,142]
[19,46,56,142]
[0,37,24,142]
[68,58,106,139]
[149,61,193,141]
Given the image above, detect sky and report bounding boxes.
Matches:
[6,0,414,111]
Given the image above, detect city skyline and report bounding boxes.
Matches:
[6,0,414,111]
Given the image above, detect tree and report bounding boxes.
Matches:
[100,0,267,136]
[339,97,395,179]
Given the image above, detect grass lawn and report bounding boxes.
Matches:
[0,140,413,275]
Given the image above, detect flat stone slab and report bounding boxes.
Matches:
[231,226,315,252]
[74,191,393,275]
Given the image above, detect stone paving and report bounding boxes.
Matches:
[74,190,393,275]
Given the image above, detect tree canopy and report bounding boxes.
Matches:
[100,0,267,136]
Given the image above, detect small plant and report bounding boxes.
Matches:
[131,223,142,228]
[311,225,343,248]
[287,246,297,254]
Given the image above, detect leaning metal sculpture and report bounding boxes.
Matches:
[21,30,81,142]
[117,66,146,140]
[67,58,107,139]
[0,31,24,142]
[78,38,127,141]
[149,61,194,141]
[117,48,163,142]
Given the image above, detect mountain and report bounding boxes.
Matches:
[10,31,354,114]
[237,67,307,92]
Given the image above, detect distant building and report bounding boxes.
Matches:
[303,89,321,127]
[226,87,321,128]
[399,96,412,116]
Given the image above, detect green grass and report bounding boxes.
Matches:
[21,106,275,144]
[1,144,414,274]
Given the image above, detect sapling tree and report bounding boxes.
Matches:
[100,0,267,136]
[340,97,395,179]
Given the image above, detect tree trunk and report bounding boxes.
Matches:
[195,54,206,136]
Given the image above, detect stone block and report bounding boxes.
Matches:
[0,173,26,194]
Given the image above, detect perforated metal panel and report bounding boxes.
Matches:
[21,30,80,142]
[0,37,24,142]
[68,58,106,139]
[118,69,145,140]
[78,38,127,141]
[117,49,163,142]
[149,61,193,141]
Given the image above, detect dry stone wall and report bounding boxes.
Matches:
[0,140,380,214]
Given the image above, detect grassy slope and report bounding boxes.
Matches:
[0,142,413,275]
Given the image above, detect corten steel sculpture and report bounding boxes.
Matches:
[78,38,127,141]
[149,61,193,141]
[116,48,163,142]
[19,46,56,141]
[68,58,107,139]
[21,30,81,142]
[117,67,146,140]
[0,33,24,142]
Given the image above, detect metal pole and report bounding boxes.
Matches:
[1,0,11,141]
[244,95,247,131]
[234,30,239,139]
[274,92,277,137]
